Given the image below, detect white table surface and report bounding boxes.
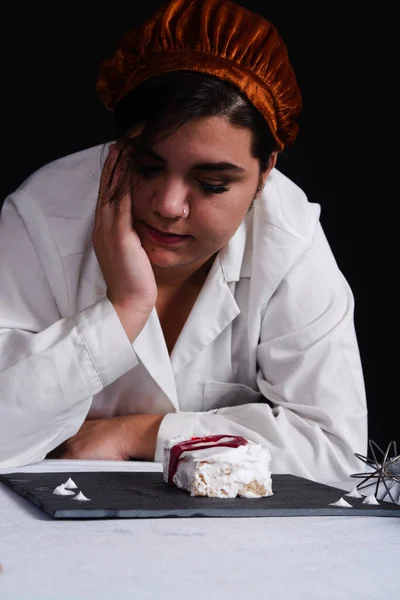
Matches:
[0,461,399,600]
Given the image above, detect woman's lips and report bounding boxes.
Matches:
[143,223,191,246]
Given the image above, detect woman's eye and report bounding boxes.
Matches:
[139,166,229,195]
[139,165,162,178]
[199,182,230,195]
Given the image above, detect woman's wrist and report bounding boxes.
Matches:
[122,414,165,460]
[111,300,154,343]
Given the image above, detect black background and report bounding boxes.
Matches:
[1,2,397,450]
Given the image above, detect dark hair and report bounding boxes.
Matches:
[106,71,279,204]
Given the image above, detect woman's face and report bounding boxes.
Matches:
[130,115,276,275]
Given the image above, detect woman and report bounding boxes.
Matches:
[0,0,367,487]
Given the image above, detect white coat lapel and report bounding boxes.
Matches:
[133,222,247,391]
[170,253,241,375]
[132,308,179,410]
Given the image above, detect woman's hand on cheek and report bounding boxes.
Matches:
[93,144,158,342]
[49,414,164,461]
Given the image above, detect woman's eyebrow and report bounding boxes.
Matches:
[145,149,245,173]
[191,162,245,174]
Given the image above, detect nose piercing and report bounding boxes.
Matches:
[182,207,188,218]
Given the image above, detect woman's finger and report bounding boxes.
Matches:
[111,190,136,240]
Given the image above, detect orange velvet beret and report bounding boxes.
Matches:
[96,0,302,151]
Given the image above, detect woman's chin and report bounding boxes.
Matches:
[144,246,187,269]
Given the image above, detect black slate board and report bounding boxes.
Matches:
[0,472,399,519]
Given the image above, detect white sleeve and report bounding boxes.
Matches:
[155,224,368,489]
[0,197,138,467]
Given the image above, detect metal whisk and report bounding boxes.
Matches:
[351,439,400,503]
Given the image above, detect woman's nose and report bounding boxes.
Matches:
[152,180,189,219]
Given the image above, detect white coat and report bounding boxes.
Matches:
[0,144,367,488]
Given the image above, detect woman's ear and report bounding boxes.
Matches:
[256,152,278,197]
[268,152,278,172]
[263,152,278,183]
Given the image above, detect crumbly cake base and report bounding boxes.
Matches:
[164,437,273,499]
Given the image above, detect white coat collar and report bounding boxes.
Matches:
[132,246,242,407]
